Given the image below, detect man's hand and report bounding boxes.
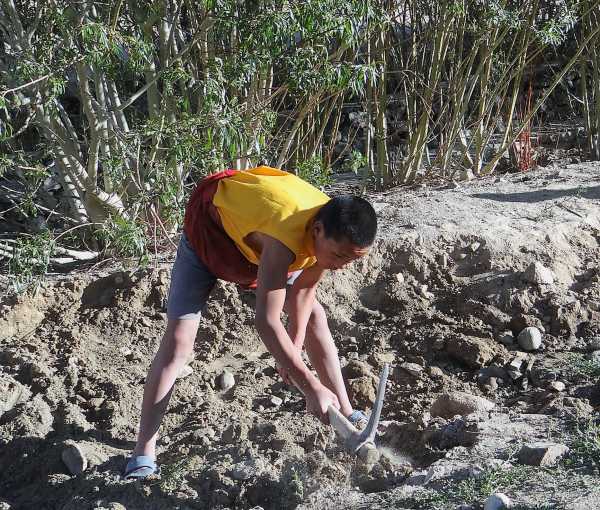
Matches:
[304,382,340,424]
[276,345,302,384]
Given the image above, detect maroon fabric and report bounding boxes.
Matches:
[183,170,258,286]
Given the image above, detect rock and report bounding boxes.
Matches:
[509,314,544,336]
[484,492,512,510]
[62,441,87,475]
[549,381,565,392]
[497,330,514,346]
[428,366,445,378]
[0,502,11,510]
[395,273,405,284]
[399,362,423,376]
[469,241,481,252]
[217,369,235,391]
[419,285,434,300]
[506,353,527,380]
[177,365,193,379]
[446,335,499,369]
[270,396,283,407]
[430,392,494,419]
[348,376,377,406]
[342,360,374,379]
[517,442,569,466]
[523,262,555,285]
[517,327,542,351]
[231,458,265,481]
[484,377,499,392]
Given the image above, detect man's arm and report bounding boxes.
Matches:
[285,265,325,351]
[254,235,339,421]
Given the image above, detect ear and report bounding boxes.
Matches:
[312,219,324,238]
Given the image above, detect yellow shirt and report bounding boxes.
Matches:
[212,166,330,270]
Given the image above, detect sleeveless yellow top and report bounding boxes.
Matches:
[212,166,330,270]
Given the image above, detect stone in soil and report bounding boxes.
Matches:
[217,369,235,390]
[429,391,495,419]
[517,442,569,466]
[517,327,542,351]
[445,335,499,369]
[523,261,555,286]
[484,492,512,510]
[497,330,514,346]
[61,441,87,475]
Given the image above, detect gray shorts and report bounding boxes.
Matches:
[167,233,302,320]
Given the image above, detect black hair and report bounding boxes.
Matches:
[314,195,377,247]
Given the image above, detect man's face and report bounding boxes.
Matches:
[312,221,370,270]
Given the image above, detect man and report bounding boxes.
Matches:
[125,165,377,478]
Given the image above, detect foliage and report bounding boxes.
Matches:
[158,457,193,494]
[1,0,599,281]
[6,231,55,292]
[566,418,600,472]
[96,215,148,264]
[295,156,332,188]
[565,352,600,379]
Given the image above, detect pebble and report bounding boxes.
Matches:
[270,396,283,407]
[549,381,566,392]
[217,369,235,390]
[517,327,542,351]
[469,242,481,252]
[484,492,512,509]
[395,273,405,284]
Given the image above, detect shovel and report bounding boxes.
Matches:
[327,363,390,463]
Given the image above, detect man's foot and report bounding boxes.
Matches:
[347,410,369,430]
[123,455,158,479]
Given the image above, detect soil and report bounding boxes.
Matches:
[1,162,600,510]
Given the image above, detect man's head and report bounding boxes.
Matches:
[311,195,377,270]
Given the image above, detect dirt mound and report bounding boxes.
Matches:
[1,164,600,509]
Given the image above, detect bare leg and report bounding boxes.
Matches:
[303,300,353,417]
[132,318,200,458]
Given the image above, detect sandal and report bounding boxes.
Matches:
[123,455,158,479]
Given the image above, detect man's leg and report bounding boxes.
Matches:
[129,232,215,471]
[132,317,200,458]
[303,300,354,417]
